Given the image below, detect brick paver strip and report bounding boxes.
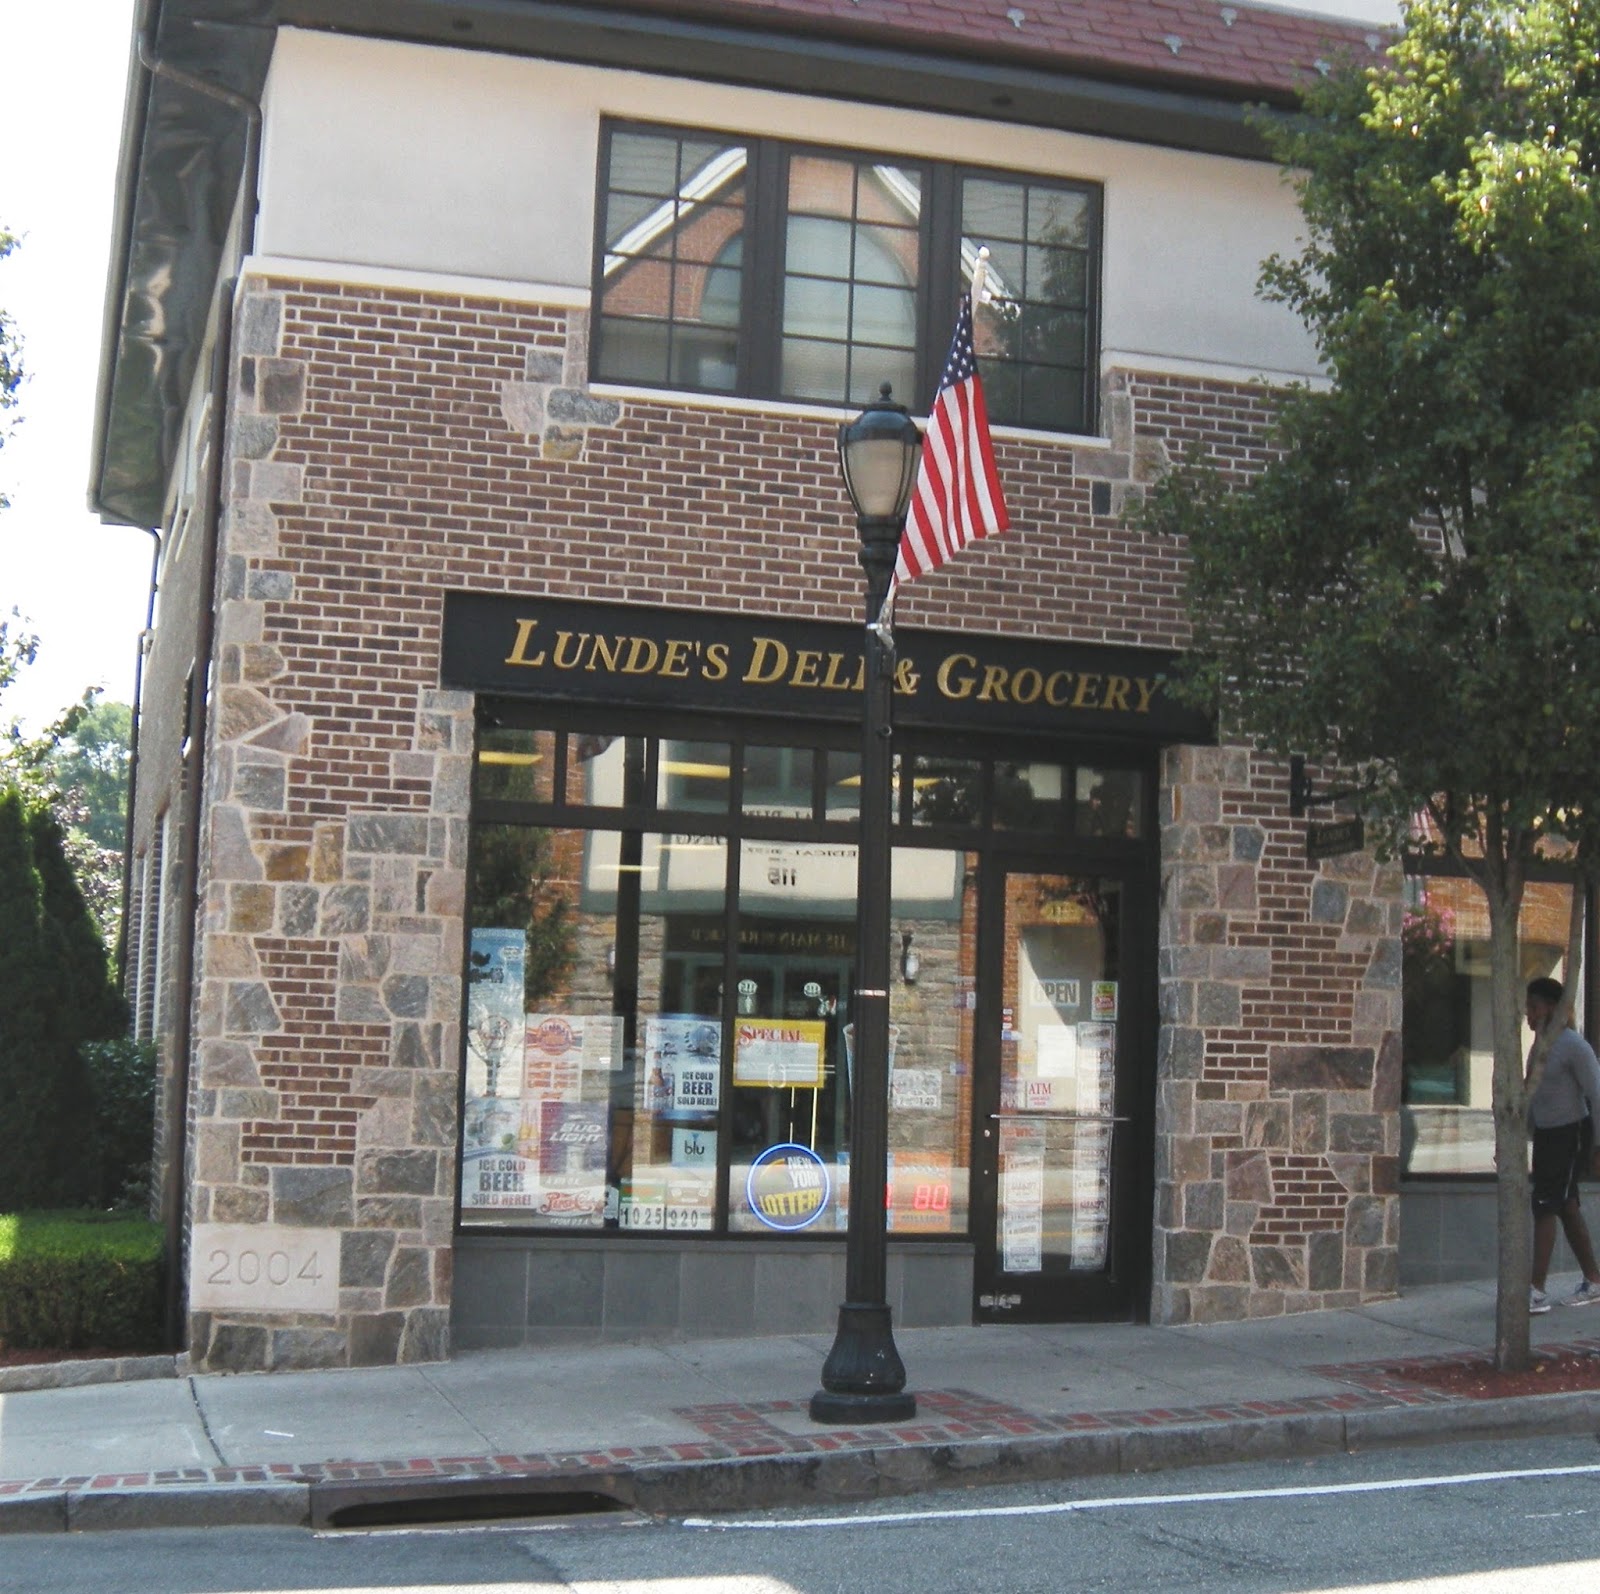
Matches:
[5,1346,1592,1501]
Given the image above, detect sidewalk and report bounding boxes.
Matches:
[5,1276,1600,1534]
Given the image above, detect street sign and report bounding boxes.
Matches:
[1306,817,1365,860]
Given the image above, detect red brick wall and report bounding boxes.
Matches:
[172,272,1396,1367]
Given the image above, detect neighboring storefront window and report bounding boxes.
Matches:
[460,714,1144,1237]
[1401,873,1580,1176]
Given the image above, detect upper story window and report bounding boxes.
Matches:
[593,122,1101,435]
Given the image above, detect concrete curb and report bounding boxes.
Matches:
[6,1390,1600,1534]
[0,1355,184,1395]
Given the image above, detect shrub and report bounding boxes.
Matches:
[0,791,130,1211]
[0,1209,164,1351]
[81,1037,157,1208]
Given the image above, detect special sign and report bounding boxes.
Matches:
[440,594,1212,742]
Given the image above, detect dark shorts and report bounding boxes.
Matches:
[1531,1119,1592,1216]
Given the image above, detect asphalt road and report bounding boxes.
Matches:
[6,1434,1600,1593]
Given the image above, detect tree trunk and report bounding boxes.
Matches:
[1485,852,1531,1372]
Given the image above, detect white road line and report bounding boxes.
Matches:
[682,1461,1600,1531]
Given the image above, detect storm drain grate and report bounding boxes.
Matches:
[319,1484,632,1530]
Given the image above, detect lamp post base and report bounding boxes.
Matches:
[809,1302,917,1424]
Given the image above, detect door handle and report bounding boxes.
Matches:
[990,1112,1131,1123]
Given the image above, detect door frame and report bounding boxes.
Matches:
[969,851,1158,1323]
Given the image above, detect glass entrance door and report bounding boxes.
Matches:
[973,867,1149,1321]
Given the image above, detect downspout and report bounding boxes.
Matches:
[139,34,263,1353]
[115,527,160,997]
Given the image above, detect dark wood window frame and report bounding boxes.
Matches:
[591,119,1104,436]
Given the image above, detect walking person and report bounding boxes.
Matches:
[1526,976,1600,1313]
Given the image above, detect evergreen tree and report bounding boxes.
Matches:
[0,789,65,1208]
[29,805,127,1051]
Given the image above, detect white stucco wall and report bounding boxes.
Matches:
[1271,0,1398,22]
[256,28,1325,397]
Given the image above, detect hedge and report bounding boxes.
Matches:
[0,1210,164,1351]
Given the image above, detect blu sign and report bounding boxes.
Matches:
[746,1143,830,1232]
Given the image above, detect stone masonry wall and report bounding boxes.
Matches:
[175,270,1396,1368]
[1154,744,1402,1323]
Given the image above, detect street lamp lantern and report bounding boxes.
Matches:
[812,383,921,1425]
[837,384,922,525]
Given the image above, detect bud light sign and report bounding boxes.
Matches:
[746,1142,830,1232]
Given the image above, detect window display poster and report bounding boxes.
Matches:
[1035,1024,1078,1080]
[645,1016,722,1112]
[619,1171,666,1231]
[999,1119,1046,1273]
[1076,1022,1116,1118]
[524,1013,603,1095]
[734,1018,826,1088]
[465,929,526,1099]
[666,1173,715,1232]
[461,1143,538,1209]
[890,1068,942,1111]
[672,1126,717,1170]
[501,1099,606,1228]
[1001,1075,1068,1113]
[461,1091,535,1209]
[621,1168,716,1232]
[538,1100,608,1178]
[1092,980,1118,1020]
[1070,1122,1112,1269]
[582,1013,626,1072]
[673,1060,721,1115]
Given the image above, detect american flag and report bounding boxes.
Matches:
[894,293,1010,588]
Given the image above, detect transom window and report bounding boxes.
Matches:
[593,121,1101,435]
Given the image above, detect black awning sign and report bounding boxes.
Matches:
[440,592,1213,743]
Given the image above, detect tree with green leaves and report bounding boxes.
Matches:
[51,700,132,852]
[1140,0,1600,1370]
[0,225,20,490]
[1,612,130,948]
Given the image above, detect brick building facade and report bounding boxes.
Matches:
[98,0,1405,1372]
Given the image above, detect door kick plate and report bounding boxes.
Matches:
[978,1292,1022,1310]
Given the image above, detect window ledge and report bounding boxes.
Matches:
[587,381,1106,450]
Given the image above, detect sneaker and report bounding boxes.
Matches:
[1568,1280,1600,1307]
[1531,1288,1553,1314]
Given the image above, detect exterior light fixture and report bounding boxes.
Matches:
[837,383,922,530]
[900,932,920,985]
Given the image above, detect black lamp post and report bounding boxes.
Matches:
[812,384,921,1425]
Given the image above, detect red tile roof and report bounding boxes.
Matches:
[610,0,1393,101]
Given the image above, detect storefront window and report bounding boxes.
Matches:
[660,740,732,811]
[461,718,1139,1236]
[885,847,976,1237]
[475,726,556,805]
[1076,767,1143,839]
[994,761,1068,831]
[570,734,642,808]
[1401,874,1579,1177]
[911,754,982,826]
